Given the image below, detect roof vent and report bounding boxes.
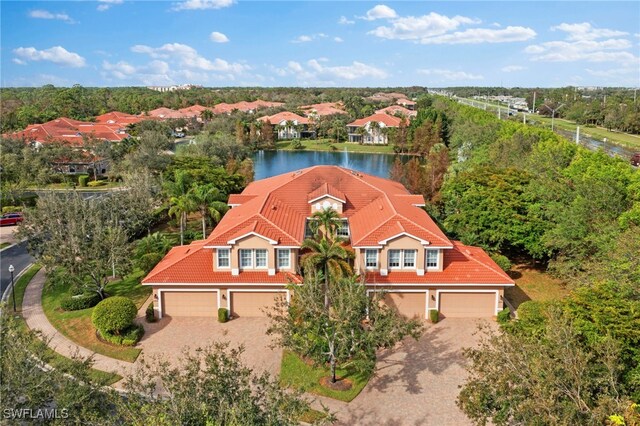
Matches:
[271,205,277,210]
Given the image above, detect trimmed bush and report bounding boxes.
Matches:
[490,253,512,272]
[99,324,144,346]
[145,302,156,323]
[136,252,164,274]
[218,308,229,323]
[78,175,89,187]
[60,293,101,311]
[429,309,439,323]
[497,307,511,324]
[92,296,137,334]
[87,180,107,187]
[2,206,22,214]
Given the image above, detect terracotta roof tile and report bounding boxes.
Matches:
[347,113,402,128]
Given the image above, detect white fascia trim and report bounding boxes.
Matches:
[363,282,514,287]
[412,203,426,207]
[308,194,346,204]
[144,282,293,286]
[435,289,501,314]
[275,246,300,249]
[353,246,383,249]
[228,204,241,207]
[378,232,429,246]
[227,232,278,245]
[204,245,231,249]
[425,246,453,249]
[157,288,221,320]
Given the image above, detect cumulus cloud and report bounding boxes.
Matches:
[361,5,397,21]
[28,9,74,23]
[172,0,234,11]
[273,59,387,85]
[419,26,536,44]
[131,42,248,75]
[210,31,230,43]
[338,16,355,25]
[97,0,124,12]
[334,37,344,43]
[525,22,638,65]
[418,68,484,81]
[13,46,86,67]
[501,65,526,72]
[13,58,27,65]
[102,60,173,85]
[291,33,329,43]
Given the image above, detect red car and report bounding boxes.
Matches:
[0,212,23,226]
[631,153,640,167]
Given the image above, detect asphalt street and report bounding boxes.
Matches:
[0,241,34,298]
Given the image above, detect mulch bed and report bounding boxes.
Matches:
[319,376,353,391]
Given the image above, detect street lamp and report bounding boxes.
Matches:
[8,264,15,312]
[541,103,565,132]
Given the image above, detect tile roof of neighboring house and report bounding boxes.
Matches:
[258,111,310,125]
[300,102,347,117]
[396,98,417,106]
[365,241,514,285]
[347,113,403,128]
[95,111,145,126]
[375,105,417,118]
[147,107,188,119]
[212,100,284,114]
[7,117,130,146]
[367,92,407,102]
[177,104,213,116]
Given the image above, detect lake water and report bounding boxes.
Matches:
[252,150,409,180]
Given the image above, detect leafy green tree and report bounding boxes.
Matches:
[307,208,341,240]
[168,194,196,246]
[188,183,229,239]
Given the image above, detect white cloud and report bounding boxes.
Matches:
[526,22,638,65]
[292,33,330,43]
[131,42,248,74]
[172,0,234,11]
[338,16,355,25]
[13,46,86,67]
[12,58,27,65]
[210,31,230,43]
[501,65,526,72]
[334,37,344,43]
[586,67,637,77]
[418,68,484,81]
[97,0,123,12]
[28,9,74,23]
[369,12,478,40]
[102,60,173,85]
[273,59,387,85]
[361,5,397,21]
[419,26,536,44]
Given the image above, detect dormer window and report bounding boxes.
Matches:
[426,249,439,269]
[337,220,350,237]
[388,249,417,270]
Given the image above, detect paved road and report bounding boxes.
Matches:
[0,241,34,297]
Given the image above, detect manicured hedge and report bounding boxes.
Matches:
[78,175,89,187]
[92,296,137,334]
[99,324,144,346]
[429,309,439,323]
[145,302,156,323]
[218,308,229,323]
[60,293,101,311]
[497,307,511,324]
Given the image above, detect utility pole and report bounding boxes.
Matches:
[532,91,536,113]
[576,126,580,144]
[523,113,526,124]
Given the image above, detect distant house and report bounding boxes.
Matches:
[375,105,417,119]
[258,111,314,139]
[396,98,417,110]
[177,104,214,120]
[347,113,402,145]
[300,102,347,120]
[367,92,408,103]
[212,100,284,115]
[95,111,145,127]
[146,107,188,120]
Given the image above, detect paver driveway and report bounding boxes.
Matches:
[327,318,494,426]
[138,316,282,377]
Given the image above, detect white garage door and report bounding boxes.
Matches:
[439,292,496,318]
[162,291,218,317]
[230,292,285,317]
[382,292,427,319]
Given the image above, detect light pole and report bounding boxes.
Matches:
[542,103,565,132]
[8,264,15,312]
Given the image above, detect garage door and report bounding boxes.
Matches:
[439,292,496,318]
[230,292,285,317]
[162,291,217,317]
[382,292,426,319]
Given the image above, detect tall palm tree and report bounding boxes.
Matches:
[285,120,296,139]
[201,109,214,123]
[300,238,353,310]
[168,194,196,246]
[368,121,381,144]
[308,208,341,241]
[189,183,229,239]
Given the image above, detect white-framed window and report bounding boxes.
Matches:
[239,249,253,268]
[217,249,230,268]
[388,250,401,268]
[255,249,268,268]
[277,249,291,269]
[337,220,350,237]
[403,250,417,268]
[388,249,417,270]
[365,249,378,269]
[426,249,439,269]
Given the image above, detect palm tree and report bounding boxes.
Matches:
[368,121,381,144]
[300,238,353,310]
[308,208,341,241]
[201,109,214,123]
[285,120,296,139]
[168,194,196,246]
[189,183,229,239]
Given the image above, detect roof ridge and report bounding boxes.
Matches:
[144,243,205,282]
[458,243,513,282]
[257,212,301,245]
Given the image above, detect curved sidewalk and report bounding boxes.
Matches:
[22,269,134,378]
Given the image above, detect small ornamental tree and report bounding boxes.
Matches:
[92,296,137,335]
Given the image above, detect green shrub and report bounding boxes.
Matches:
[99,324,144,346]
[60,293,101,311]
[292,140,304,150]
[92,296,137,334]
[490,253,512,272]
[87,180,107,187]
[497,307,511,324]
[145,302,156,323]
[2,206,22,214]
[78,175,89,187]
[429,309,439,323]
[218,308,229,323]
[136,252,165,274]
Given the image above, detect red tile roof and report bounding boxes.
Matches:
[300,102,347,117]
[375,105,417,118]
[347,113,403,128]
[258,111,310,125]
[7,117,130,146]
[147,107,188,119]
[95,111,144,126]
[307,182,346,203]
[212,100,284,114]
[396,98,416,106]
[177,104,213,116]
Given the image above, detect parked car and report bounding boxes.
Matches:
[631,152,640,167]
[0,212,23,226]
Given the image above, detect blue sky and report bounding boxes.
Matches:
[1,1,639,87]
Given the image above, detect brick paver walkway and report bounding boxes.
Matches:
[22,269,134,378]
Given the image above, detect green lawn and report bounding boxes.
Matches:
[276,138,396,154]
[530,116,640,150]
[504,262,569,309]
[280,351,370,402]
[41,269,151,363]
[10,264,121,385]
[34,181,124,191]
[0,242,11,250]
